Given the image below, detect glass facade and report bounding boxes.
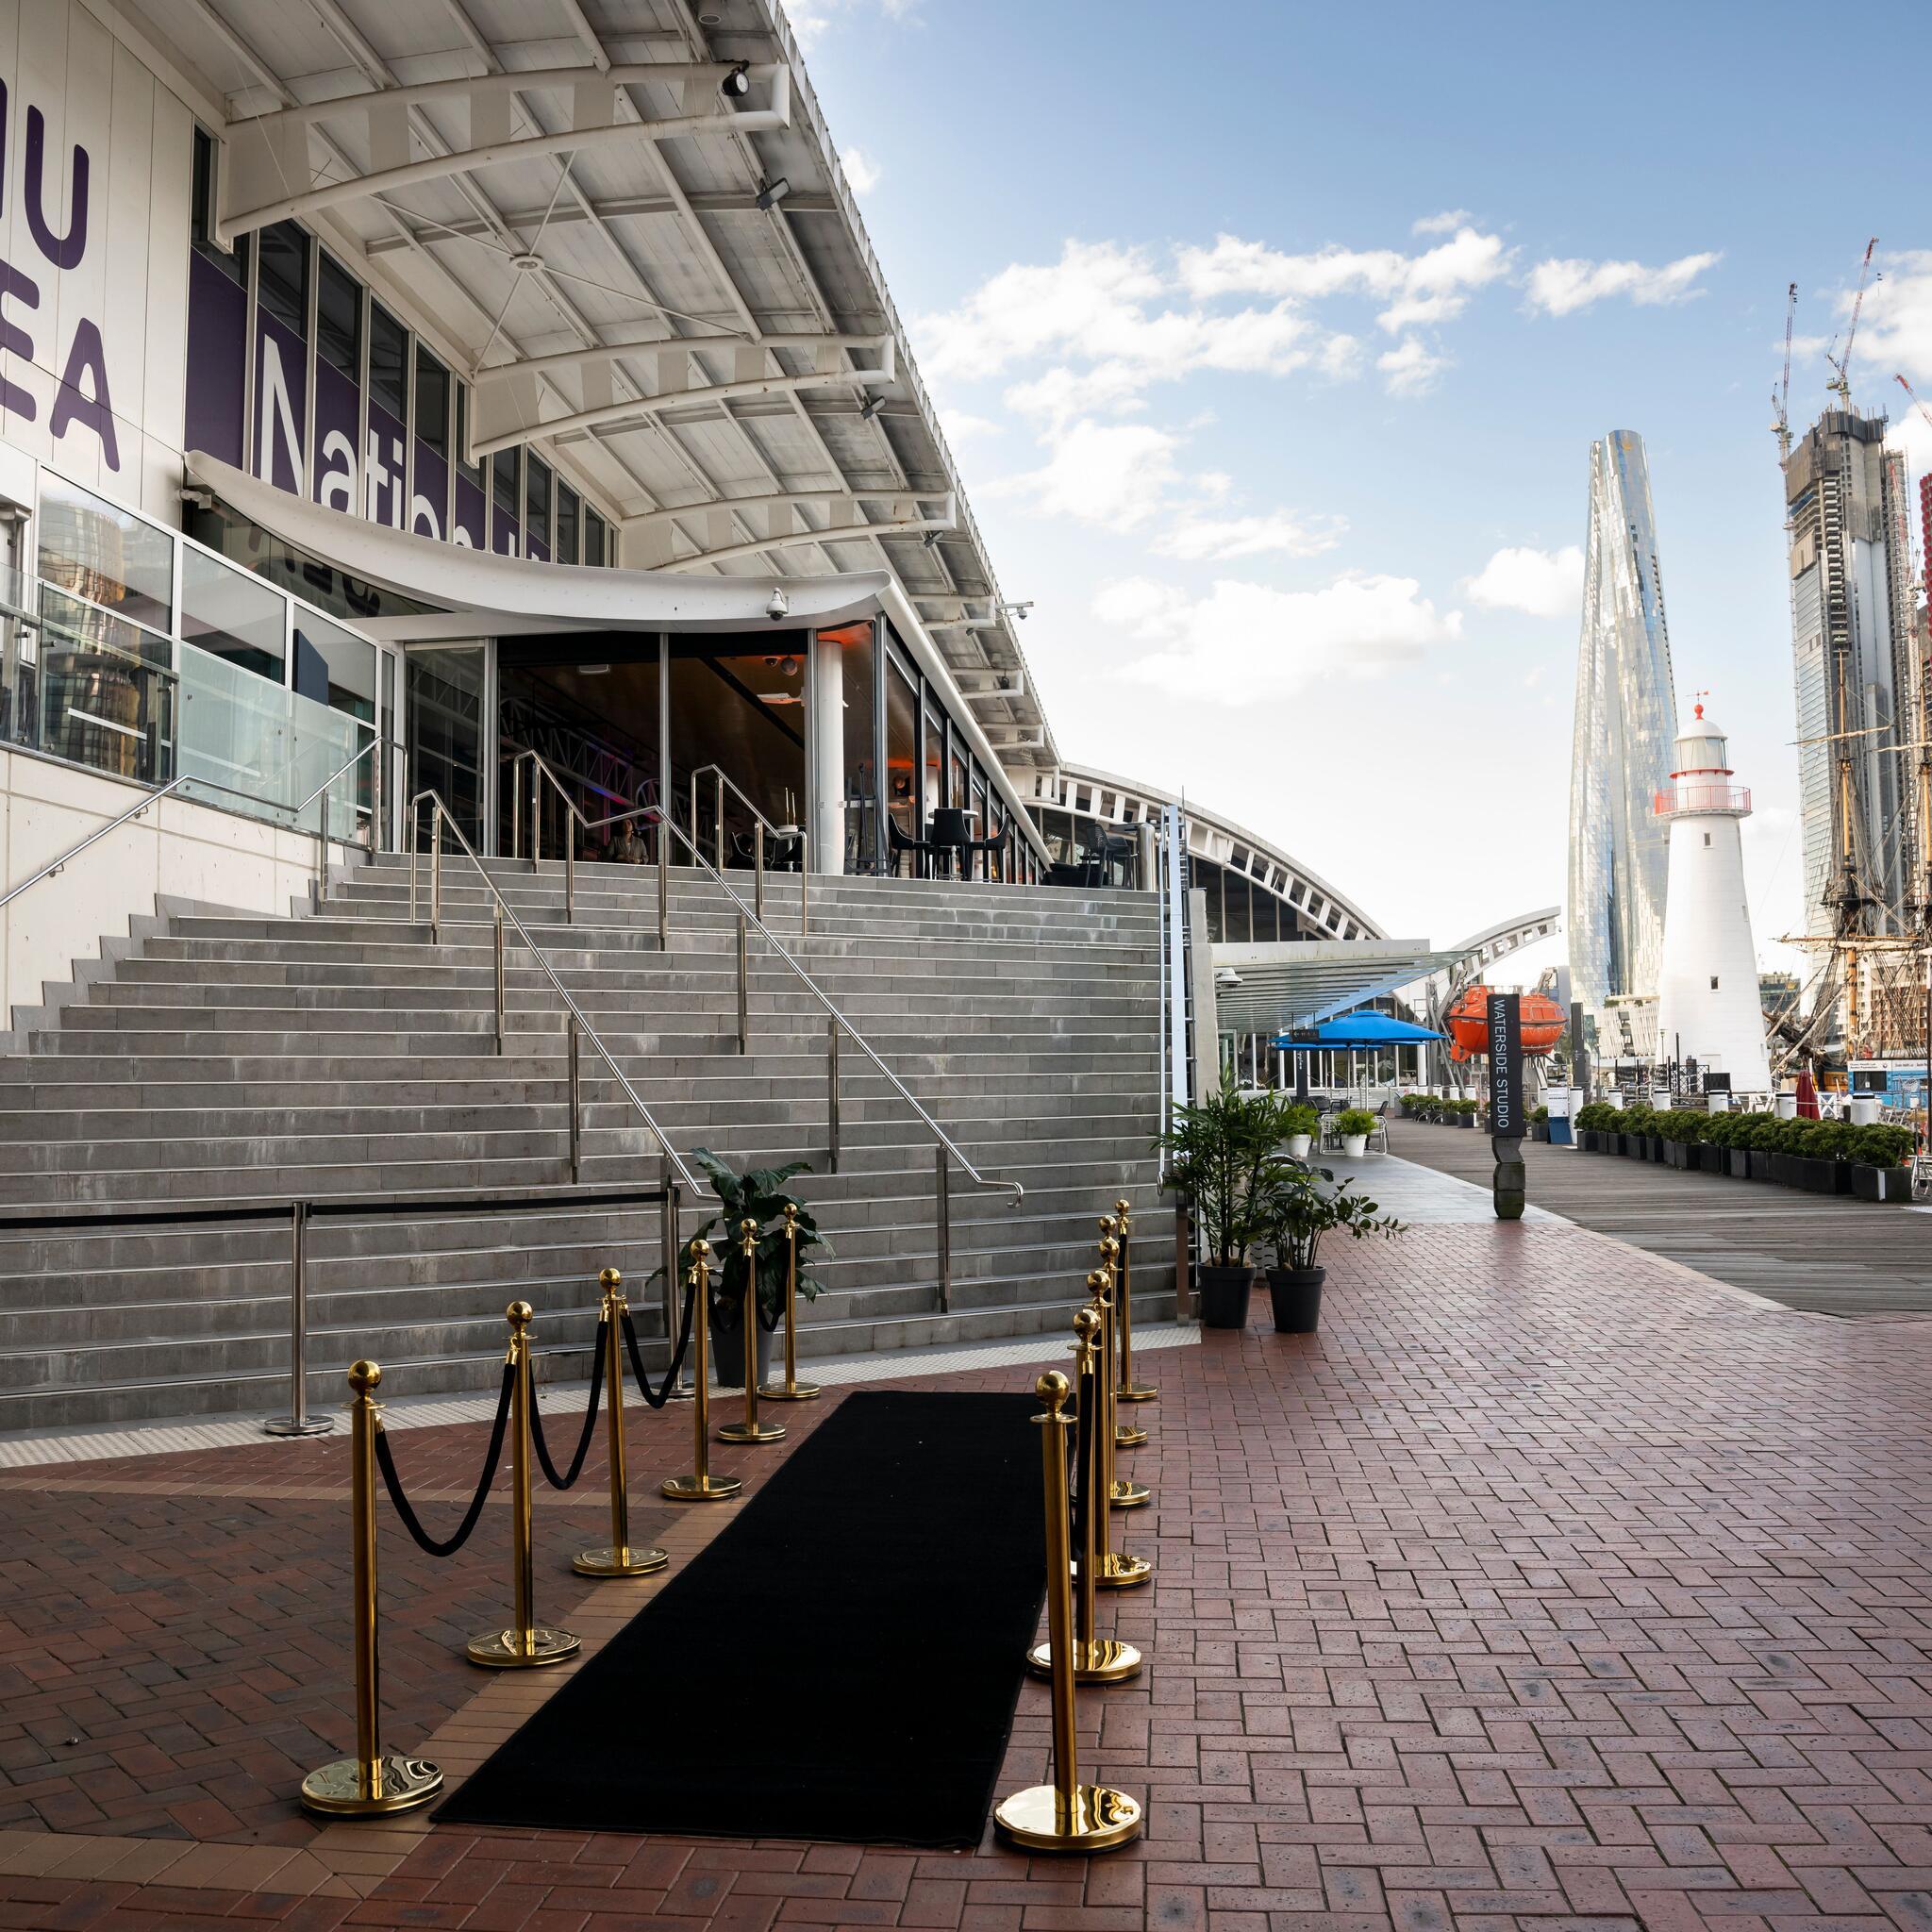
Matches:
[1567,431,1678,1047]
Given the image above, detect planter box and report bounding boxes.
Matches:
[1531,1122,1550,1143]
[1697,1143,1727,1174]
[1646,1136,1666,1162]
[1851,1162,1911,1202]
[1773,1153,1846,1195]
[1726,1149,1752,1180]
[1579,1129,1602,1153]
[1662,1141,1689,1169]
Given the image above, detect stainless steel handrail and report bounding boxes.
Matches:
[688,761,803,872]
[0,735,379,918]
[408,787,701,1194]
[655,809,1022,1208]
[508,749,584,923]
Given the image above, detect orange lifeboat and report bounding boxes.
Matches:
[1444,985,1565,1062]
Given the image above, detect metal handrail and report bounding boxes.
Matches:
[688,761,803,871]
[408,787,701,1195]
[655,808,1022,1207]
[0,734,380,919]
[508,749,587,923]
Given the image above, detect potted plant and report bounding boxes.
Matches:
[1530,1104,1551,1143]
[1157,1081,1296,1329]
[1282,1103,1317,1159]
[1335,1108,1375,1158]
[1253,1162,1405,1334]
[664,1149,833,1387]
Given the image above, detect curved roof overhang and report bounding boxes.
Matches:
[185,453,890,636]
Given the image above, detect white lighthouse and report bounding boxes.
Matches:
[1655,703,1774,1095]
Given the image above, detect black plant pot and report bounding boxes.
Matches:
[1265,1266,1324,1334]
[709,1303,776,1388]
[1851,1162,1910,1202]
[1197,1264,1255,1330]
[1727,1148,1752,1179]
[1531,1123,1550,1142]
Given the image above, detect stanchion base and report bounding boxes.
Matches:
[262,1415,335,1438]
[572,1542,668,1577]
[1114,1423,1149,1449]
[993,1782,1142,1851]
[661,1472,742,1502]
[666,1381,697,1402]
[716,1419,787,1443]
[1110,1477,1153,1508]
[1095,1551,1152,1590]
[1026,1636,1141,1683]
[758,1380,823,1402]
[300,1753,442,1817]
[1117,1384,1158,1404]
[464,1624,581,1669]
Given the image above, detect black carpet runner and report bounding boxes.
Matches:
[435,1389,1046,1848]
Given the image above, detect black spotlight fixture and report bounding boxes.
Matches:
[721,60,751,98]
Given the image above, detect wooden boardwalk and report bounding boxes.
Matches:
[1388,1118,1932,1317]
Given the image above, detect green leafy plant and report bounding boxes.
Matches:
[1574,1101,1617,1132]
[661,1147,833,1323]
[1157,1080,1298,1266]
[1282,1103,1319,1141]
[1335,1108,1377,1138]
[1252,1161,1406,1272]
[1531,1105,1550,1124]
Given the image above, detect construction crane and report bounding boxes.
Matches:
[1825,237,1879,408]
[1898,371,1932,437]
[1773,281,1796,457]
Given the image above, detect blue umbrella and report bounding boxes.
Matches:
[1271,1011,1446,1050]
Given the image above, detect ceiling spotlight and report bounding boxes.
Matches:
[721,60,751,98]
[858,394,884,422]
[754,176,791,211]
[697,8,723,23]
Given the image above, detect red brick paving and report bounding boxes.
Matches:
[7,1218,1932,1928]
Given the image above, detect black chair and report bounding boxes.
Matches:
[889,816,943,879]
[960,823,1011,882]
[1079,827,1137,888]
[729,827,804,872]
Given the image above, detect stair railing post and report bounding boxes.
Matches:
[493,903,506,1056]
[736,913,749,1055]
[936,1145,952,1313]
[826,1018,841,1173]
[511,755,523,859]
[568,1015,582,1184]
[657,814,670,948]
[265,1201,331,1437]
[714,771,724,870]
[565,808,575,925]
[754,821,765,921]
[429,803,442,945]
[662,1161,692,1400]
[688,772,698,861]
[408,800,418,924]
[800,829,809,936]
[529,761,541,868]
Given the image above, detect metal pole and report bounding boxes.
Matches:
[657,817,670,948]
[408,803,418,924]
[493,903,506,1056]
[568,1016,582,1183]
[466,1304,579,1666]
[265,1201,332,1436]
[936,1145,952,1312]
[736,913,749,1055]
[511,756,522,860]
[714,771,724,870]
[566,811,575,925]
[299,1360,442,1816]
[718,1218,784,1444]
[826,1018,841,1173]
[429,805,442,944]
[800,829,809,936]
[662,1242,741,1500]
[688,772,698,861]
[573,1271,667,1577]
[762,1204,820,1402]
[662,1166,692,1400]
[754,820,765,921]
[1114,1197,1155,1404]
[530,762,541,867]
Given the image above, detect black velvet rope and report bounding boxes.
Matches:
[373,1361,514,1557]
[1072,1355,1092,1557]
[620,1273,697,1408]
[527,1315,607,1491]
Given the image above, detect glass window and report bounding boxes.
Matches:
[584,507,608,567]
[413,344,449,457]
[556,482,579,564]
[256,221,308,338]
[291,610,375,723]
[491,449,519,519]
[181,545,286,683]
[316,252,361,379]
[38,475,174,638]
[453,384,482,488]
[368,301,407,419]
[525,454,551,550]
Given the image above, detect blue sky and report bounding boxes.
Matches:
[791,0,1932,969]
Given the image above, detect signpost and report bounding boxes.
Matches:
[1488,991,1525,1220]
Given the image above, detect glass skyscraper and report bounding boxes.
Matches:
[1567,431,1679,1055]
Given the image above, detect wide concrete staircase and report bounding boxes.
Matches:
[0,854,1173,1431]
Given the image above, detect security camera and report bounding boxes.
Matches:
[766,587,790,621]
[721,60,751,98]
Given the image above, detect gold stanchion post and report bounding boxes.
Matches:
[663,1241,742,1501]
[717,1218,786,1444]
[466,1304,581,1668]
[1098,1231,1151,1507]
[760,1202,821,1402]
[1028,1308,1141,1685]
[1102,1216,1148,1450]
[574,1270,668,1577]
[1113,1196,1157,1405]
[300,1361,443,1815]
[994,1370,1143,1852]
[1091,1265,1152,1589]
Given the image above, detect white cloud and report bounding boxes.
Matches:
[1524,251,1721,316]
[989,420,1182,530]
[1413,209,1474,236]
[1466,543,1585,618]
[936,407,1002,444]
[1377,337,1449,395]
[784,0,916,43]
[1852,249,1932,387]
[1104,573,1459,702]
[841,145,881,193]
[1153,509,1346,562]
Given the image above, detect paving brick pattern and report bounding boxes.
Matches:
[6,1218,1932,1929]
